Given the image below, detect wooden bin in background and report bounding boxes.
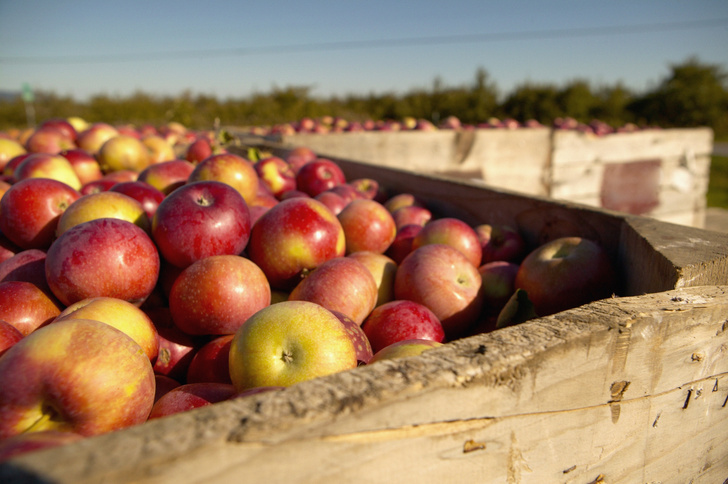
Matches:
[1,154,727,484]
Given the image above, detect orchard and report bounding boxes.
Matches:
[0,117,618,460]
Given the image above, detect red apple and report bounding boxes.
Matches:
[289,256,378,326]
[394,244,483,339]
[97,135,151,173]
[24,127,75,154]
[411,217,482,268]
[514,236,617,316]
[148,307,204,382]
[187,153,259,205]
[37,118,77,142]
[329,310,373,365]
[185,334,234,384]
[362,300,444,354]
[0,281,61,336]
[0,249,51,296]
[338,199,397,255]
[347,251,397,307]
[391,205,432,229]
[478,261,520,315]
[59,148,103,186]
[385,224,423,265]
[45,218,160,307]
[0,320,24,357]
[247,197,346,290]
[254,156,296,199]
[475,223,527,264]
[76,123,119,154]
[109,181,166,220]
[80,178,118,195]
[0,233,20,264]
[0,430,84,462]
[185,137,213,163]
[285,146,317,174]
[295,158,346,197]
[314,190,348,215]
[148,382,237,420]
[137,159,195,195]
[151,180,251,269]
[383,193,426,213]
[169,255,271,335]
[348,178,385,201]
[55,190,151,237]
[0,178,81,250]
[0,318,156,438]
[154,375,181,403]
[368,338,443,364]
[13,153,82,190]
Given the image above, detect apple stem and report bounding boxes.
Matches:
[23,403,63,434]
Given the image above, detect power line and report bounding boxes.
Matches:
[1,17,726,65]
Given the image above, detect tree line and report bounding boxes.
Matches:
[1,57,726,137]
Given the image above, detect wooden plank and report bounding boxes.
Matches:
[2,286,727,484]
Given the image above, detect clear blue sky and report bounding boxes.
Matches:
[1,1,726,102]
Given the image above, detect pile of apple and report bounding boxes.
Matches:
[0,117,617,461]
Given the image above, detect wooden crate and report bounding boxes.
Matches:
[247,127,714,228]
[2,157,728,484]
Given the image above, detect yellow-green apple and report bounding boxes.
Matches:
[55,191,151,237]
[368,339,443,364]
[186,334,234,384]
[97,135,151,173]
[329,309,373,365]
[391,205,432,229]
[0,138,26,170]
[141,135,175,165]
[59,148,103,186]
[0,249,51,296]
[479,261,519,316]
[295,158,346,197]
[228,300,357,390]
[285,146,317,174]
[187,153,259,205]
[13,153,82,190]
[0,430,84,462]
[151,180,251,269]
[347,251,397,307]
[24,127,75,154]
[385,224,423,265]
[67,116,89,133]
[154,375,181,403]
[109,181,166,219]
[146,307,204,382]
[475,223,527,264]
[247,197,346,290]
[394,244,483,340]
[0,178,81,250]
[362,300,444,354]
[45,218,160,307]
[0,320,23,357]
[76,123,119,154]
[53,296,159,361]
[0,281,61,336]
[254,156,296,199]
[288,256,378,326]
[137,159,195,195]
[0,318,155,439]
[383,193,426,213]
[147,382,236,420]
[338,199,397,255]
[411,217,482,268]
[514,236,617,316]
[169,255,270,335]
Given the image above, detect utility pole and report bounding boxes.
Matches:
[22,82,36,128]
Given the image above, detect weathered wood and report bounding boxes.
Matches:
[2,286,727,483]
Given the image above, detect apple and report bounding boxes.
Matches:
[394,244,483,339]
[97,135,151,173]
[295,158,346,197]
[411,217,482,268]
[185,137,213,163]
[76,123,119,154]
[348,178,385,202]
[475,223,527,264]
[55,190,151,237]
[0,320,24,357]
[514,236,617,316]
[391,205,432,229]
[362,300,445,354]
[327,184,362,204]
[53,297,159,362]
[154,375,181,403]
[385,224,423,265]
[0,233,20,264]
[288,256,378,326]
[151,180,251,269]
[228,300,357,390]
[45,218,160,307]
[0,178,81,250]
[109,181,166,220]
[247,197,346,291]
[0,430,84,462]
[314,190,348,216]
[186,334,234,384]
[0,281,61,336]
[2,153,31,179]
[80,179,118,195]
[148,382,237,420]
[254,156,296,199]
[187,153,259,205]
[347,251,397,307]
[100,169,138,184]
[37,118,77,142]
[478,261,519,315]
[66,116,89,133]
[0,249,52,295]
[0,318,156,439]
[0,138,26,170]
[285,146,317,174]
[383,193,426,214]
[279,189,310,200]
[141,135,175,165]
[13,153,82,190]
[59,148,103,185]
[337,199,397,255]
[147,307,204,382]
[329,310,373,365]
[368,339,444,364]
[24,127,75,154]
[169,255,271,335]
[137,159,195,195]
